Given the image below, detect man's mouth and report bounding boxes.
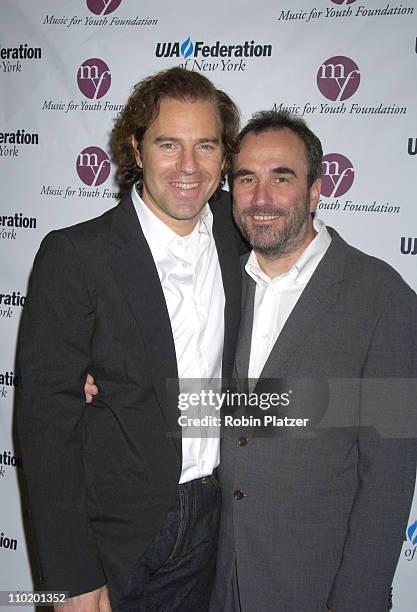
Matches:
[171,182,201,190]
[252,214,280,221]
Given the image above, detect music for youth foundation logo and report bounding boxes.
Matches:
[77,58,111,99]
[318,153,400,216]
[155,36,273,72]
[43,0,157,27]
[321,154,355,198]
[277,1,414,22]
[317,56,360,101]
[76,147,111,187]
[272,54,407,117]
[40,147,116,202]
[86,0,122,15]
[42,59,122,113]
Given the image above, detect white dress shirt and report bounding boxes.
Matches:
[132,186,224,483]
[247,219,332,380]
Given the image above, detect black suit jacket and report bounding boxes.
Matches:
[16,191,243,604]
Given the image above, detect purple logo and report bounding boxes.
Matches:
[321,153,354,197]
[317,56,360,101]
[330,0,357,5]
[86,0,122,15]
[76,147,110,186]
[77,58,111,99]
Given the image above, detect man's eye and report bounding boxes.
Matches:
[199,144,215,151]
[239,177,255,184]
[274,176,287,183]
[160,143,176,150]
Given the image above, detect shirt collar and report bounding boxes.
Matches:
[246,218,332,286]
[131,184,213,261]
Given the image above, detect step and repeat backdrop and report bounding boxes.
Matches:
[1,0,416,609]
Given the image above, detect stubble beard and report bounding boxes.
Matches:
[234,201,311,260]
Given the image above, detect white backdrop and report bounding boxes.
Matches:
[1,0,416,609]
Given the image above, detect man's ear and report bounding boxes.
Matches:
[131,135,142,168]
[309,178,321,214]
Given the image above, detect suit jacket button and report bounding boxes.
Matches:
[238,436,248,447]
[234,489,245,500]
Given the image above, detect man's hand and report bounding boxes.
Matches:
[85,372,98,403]
[55,585,111,612]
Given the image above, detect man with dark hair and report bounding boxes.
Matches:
[16,67,243,612]
[237,109,323,189]
[210,110,417,612]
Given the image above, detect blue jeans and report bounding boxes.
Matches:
[117,473,221,612]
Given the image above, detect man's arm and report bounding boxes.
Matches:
[327,284,417,612]
[16,231,106,598]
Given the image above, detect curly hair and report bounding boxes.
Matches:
[110,67,240,197]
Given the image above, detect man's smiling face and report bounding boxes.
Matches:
[232,128,320,258]
[132,96,224,236]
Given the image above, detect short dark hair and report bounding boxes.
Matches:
[110,67,240,197]
[237,110,323,188]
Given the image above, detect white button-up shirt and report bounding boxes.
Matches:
[246,219,332,380]
[132,187,224,483]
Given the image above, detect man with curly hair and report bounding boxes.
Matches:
[17,67,243,612]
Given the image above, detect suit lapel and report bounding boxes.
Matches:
[259,229,347,380]
[235,261,255,389]
[107,195,181,457]
[210,192,243,383]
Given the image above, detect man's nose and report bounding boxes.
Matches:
[176,148,198,174]
[253,180,273,207]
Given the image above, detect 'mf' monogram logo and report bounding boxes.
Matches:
[76,146,110,186]
[86,0,122,15]
[330,0,357,5]
[317,56,360,101]
[77,58,111,99]
[321,153,354,197]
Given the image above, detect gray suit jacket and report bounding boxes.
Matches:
[211,228,417,612]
